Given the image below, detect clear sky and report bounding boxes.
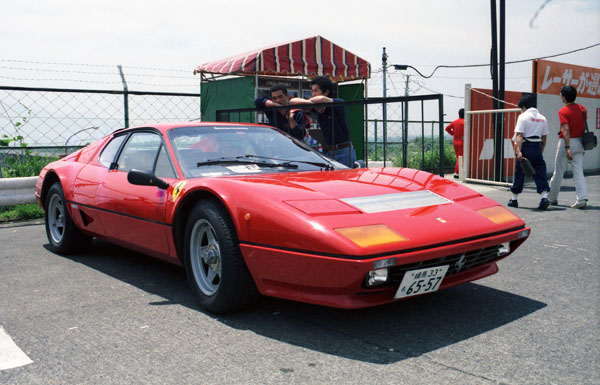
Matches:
[1,0,599,117]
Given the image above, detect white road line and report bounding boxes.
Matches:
[0,326,33,371]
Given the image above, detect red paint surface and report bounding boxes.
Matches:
[37,122,530,309]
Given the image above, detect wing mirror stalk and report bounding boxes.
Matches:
[353,159,365,169]
[127,169,169,189]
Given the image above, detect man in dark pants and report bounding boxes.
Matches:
[508,95,551,210]
[254,84,306,141]
[290,76,356,167]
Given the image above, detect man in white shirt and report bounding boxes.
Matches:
[508,94,551,210]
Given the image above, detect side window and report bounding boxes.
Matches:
[154,145,177,179]
[116,132,162,173]
[99,135,127,168]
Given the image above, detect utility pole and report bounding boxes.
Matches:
[490,0,503,182]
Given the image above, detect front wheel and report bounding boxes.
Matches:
[45,182,90,254]
[184,199,258,314]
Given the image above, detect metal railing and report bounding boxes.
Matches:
[464,108,520,185]
[216,94,449,176]
[0,176,37,206]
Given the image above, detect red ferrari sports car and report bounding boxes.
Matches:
[36,122,530,313]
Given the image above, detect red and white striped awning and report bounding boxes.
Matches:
[194,36,371,82]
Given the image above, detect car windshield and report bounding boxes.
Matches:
[168,125,343,178]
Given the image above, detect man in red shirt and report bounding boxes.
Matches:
[547,86,589,209]
[445,108,464,177]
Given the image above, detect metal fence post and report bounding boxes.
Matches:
[374,119,378,160]
[438,95,444,177]
[118,65,129,128]
[421,101,425,169]
[402,101,408,168]
[463,84,472,181]
[382,47,388,167]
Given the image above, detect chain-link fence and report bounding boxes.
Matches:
[1,64,456,178]
[0,86,200,177]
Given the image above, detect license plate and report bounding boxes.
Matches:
[394,265,449,299]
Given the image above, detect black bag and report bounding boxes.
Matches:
[519,157,535,178]
[581,105,597,151]
[583,131,598,150]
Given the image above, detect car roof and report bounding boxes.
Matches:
[113,121,270,136]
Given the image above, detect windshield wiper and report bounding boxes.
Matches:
[239,155,335,170]
[197,157,298,169]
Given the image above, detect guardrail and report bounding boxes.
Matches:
[0,177,37,206]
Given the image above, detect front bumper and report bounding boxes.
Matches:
[240,226,530,309]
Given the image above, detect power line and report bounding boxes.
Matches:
[471,88,518,107]
[0,75,199,87]
[393,42,600,78]
[0,59,191,73]
[425,75,530,80]
[0,65,198,79]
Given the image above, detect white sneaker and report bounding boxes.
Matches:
[571,200,587,209]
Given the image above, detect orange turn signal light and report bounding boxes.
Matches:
[335,224,408,247]
[477,206,520,224]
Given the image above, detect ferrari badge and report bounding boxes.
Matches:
[172,181,187,202]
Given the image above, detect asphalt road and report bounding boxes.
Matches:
[1,175,598,385]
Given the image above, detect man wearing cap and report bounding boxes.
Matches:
[547,85,589,209]
[507,95,550,210]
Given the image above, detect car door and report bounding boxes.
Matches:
[95,130,178,259]
[70,134,128,236]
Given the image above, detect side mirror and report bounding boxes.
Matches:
[353,159,365,169]
[127,169,169,190]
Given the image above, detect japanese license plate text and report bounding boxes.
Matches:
[394,265,449,299]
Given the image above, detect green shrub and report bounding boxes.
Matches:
[0,203,44,222]
[1,153,57,178]
[1,133,58,177]
[390,138,456,170]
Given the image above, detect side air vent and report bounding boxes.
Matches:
[79,209,91,226]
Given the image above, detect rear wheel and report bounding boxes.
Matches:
[184,199,258,314]
[45,182,91,254]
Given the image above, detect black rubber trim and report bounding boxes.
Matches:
[239,225,527,260]
[66,200,172,227]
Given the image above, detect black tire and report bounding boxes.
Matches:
[184,199,259,314]
[44,182,91,254]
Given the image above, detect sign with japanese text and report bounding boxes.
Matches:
[533,59,600,99]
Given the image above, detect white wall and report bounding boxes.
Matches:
[537,94,600,174]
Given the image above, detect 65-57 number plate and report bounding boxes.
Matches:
[394,265,449,299]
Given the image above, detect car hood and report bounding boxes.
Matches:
[183,167,524,256]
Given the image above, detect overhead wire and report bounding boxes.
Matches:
[0,75,199,87]
[0,59,192,73]
[392,42,600,78]
[0,65,198,80]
